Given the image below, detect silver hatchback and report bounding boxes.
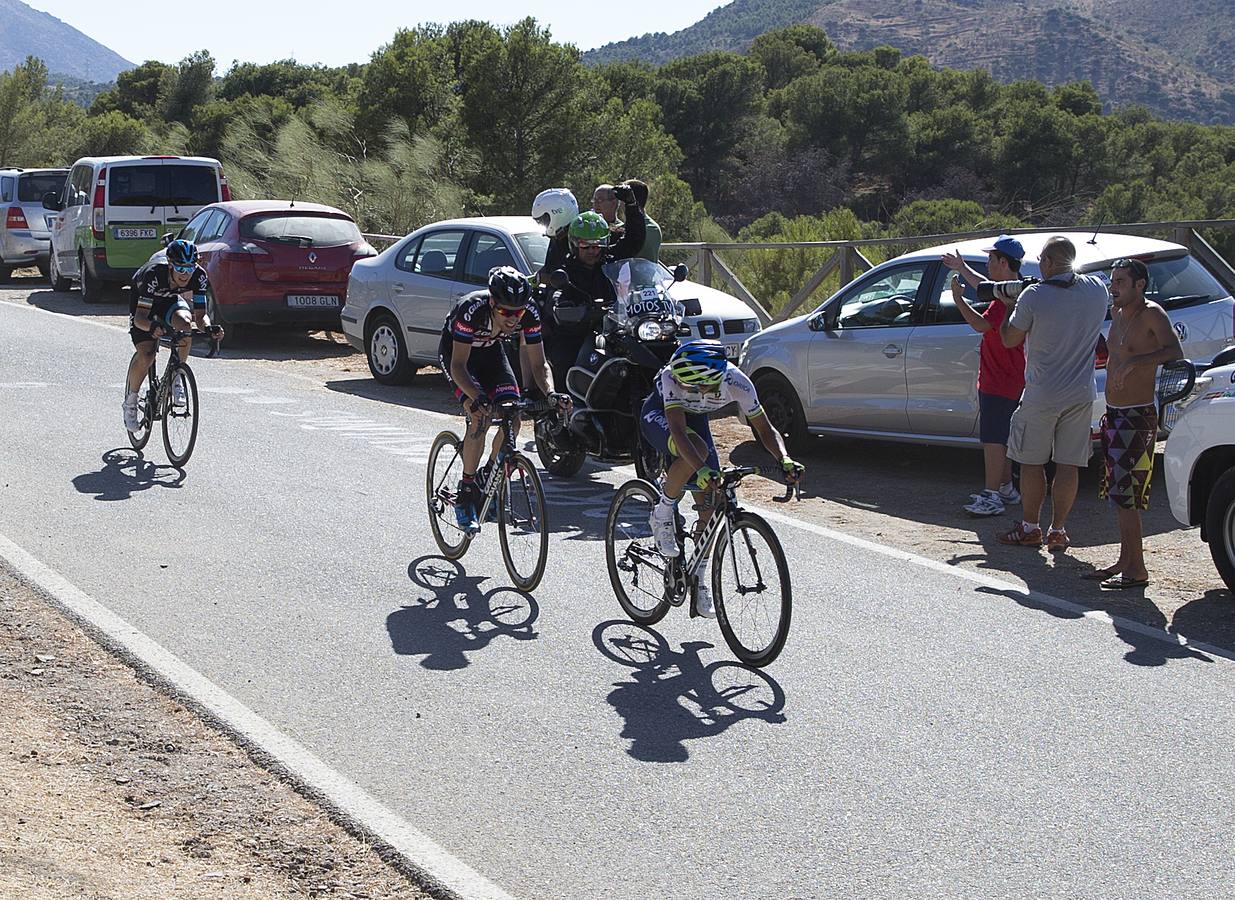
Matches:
[740,231,1235,449]
[0,167,68,281]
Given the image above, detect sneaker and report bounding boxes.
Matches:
[172,378,187,409]
[1046,529,1070,552]
[964,490,1005,517]
[694,582,716,619]
[122,399,140,433]
[649,501,679,557]
[997,522,1043,547]
[999,482,1021,504]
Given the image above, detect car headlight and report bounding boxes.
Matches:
[1176,375,1212,412]
[636,320,666,341]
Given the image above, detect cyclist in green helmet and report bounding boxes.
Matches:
[543,185,646,385]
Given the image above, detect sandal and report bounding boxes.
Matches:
[1081,567,1120,581]
[1100,574,1150,590]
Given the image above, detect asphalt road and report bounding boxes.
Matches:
[2,298,1233,899]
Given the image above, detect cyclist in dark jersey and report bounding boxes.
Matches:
[440,266,569,529]
[122,239,221,431]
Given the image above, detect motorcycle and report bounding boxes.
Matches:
[535,258,688,480]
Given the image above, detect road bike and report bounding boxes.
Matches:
[125,328,219,468]
[604,466,798,668]
[426,399,552,591]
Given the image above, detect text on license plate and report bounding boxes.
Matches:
[724,344,741,358]
[287,295,340,308]
[114,227,157,240]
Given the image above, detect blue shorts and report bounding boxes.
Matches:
[640,392,720,484]
[979,392,1020,445]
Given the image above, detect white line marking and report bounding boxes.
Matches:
[747,501,1235,664]
[0,533,518,900]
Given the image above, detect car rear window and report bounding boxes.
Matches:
[514,232,549,270]
[239,214,360,247]
[18,173,64,203]
[109,165,219,207]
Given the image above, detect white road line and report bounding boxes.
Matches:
[0,534,518,900]
[747,501,1235,664]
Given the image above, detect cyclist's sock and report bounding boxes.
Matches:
[124,388,138,404]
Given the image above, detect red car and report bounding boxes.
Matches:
[161,200,376,336]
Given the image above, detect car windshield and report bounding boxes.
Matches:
[514,232,549,270]
[18,173,65,203]
[240,213,360,247]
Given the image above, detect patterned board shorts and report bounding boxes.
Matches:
[1100,404,1158,510]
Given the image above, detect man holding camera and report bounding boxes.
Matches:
[993,236,1109,551]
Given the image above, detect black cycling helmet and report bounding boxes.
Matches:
[166,239,198,268]
[488,265,532,308]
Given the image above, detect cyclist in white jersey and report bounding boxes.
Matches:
[639,340,804,616]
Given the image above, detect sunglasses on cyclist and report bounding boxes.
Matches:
[494,306,525,317]
[170,263,195,274]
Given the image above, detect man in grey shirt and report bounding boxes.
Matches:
[995,235,1109,551]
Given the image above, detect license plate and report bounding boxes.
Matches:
[114,227,157,240]
[725,344,741,359]
[287,295,339,308]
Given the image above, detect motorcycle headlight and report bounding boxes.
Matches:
[636,320,663,341]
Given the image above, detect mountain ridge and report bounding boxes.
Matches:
[0,0,132,82]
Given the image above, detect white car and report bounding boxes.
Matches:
[340,216,761,383]
[740,231,1235,449]
[1165,349,1235,592]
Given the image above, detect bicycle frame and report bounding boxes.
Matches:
[471,407,521,527]
[666,484,741,604]
[139,333,189,424]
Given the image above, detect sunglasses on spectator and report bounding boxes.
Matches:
[494,306,524,317]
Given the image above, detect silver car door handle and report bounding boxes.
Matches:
[393,282,406,293]
[883,344,902,358]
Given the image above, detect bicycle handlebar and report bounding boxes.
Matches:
[719,465,803,502]
[155,327,222,358]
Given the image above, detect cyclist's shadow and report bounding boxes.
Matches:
[72,448,186,501]
[593,620,787,763]
[386,555,540,671]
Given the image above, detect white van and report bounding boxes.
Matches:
[46,155,230,301]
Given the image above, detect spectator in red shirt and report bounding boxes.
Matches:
[943,235,1028,516]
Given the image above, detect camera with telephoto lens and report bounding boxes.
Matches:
[976,276,1040,303]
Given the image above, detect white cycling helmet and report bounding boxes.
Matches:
[531,188,579,236]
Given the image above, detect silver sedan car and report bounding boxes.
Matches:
[0,167,68,280]
[341,216,761,383]
[740,231,1235,449]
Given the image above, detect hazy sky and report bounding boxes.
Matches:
[25,0,727,69]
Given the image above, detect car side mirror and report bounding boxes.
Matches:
[548,269,570,290]
[672,263,688,282]
[808,310,830,332]
[42,191,62,211]
[160,232,175,247]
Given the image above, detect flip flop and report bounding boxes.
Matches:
[1082,568,1120,581]
[1100,574,1150,590]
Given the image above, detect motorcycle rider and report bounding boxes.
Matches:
[545,186,646,386]
[531,187,579,285]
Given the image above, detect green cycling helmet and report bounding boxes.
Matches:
[568,211,610,253]
[668,340,728,387]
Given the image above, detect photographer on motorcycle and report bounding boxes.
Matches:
[545,186,646,386]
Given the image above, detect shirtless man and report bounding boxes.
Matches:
[1086,258,1184,589]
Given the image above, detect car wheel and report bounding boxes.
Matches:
[366,313,415,384]
[207,289,243,345]
[49,251,70,292]
[1204,468,1235,593]
[79,252,104,303]
[753,371,808,453]
[37,262,50,282]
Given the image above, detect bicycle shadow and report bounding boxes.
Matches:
[593,620,787,763]
[71,448,186,500]
[385,555,539,671]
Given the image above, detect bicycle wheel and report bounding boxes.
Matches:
[126,359,154,451]
[426,430,473,559]
[498,452,548,591]
[712,512,791,668]
[605,479,672,626]
[161,363,199,468]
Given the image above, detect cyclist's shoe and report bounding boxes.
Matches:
[649,501,679,558]
[122,396,140,432]
[964,490,1005,517]
[694,582,716,619]
[454,481,480,533]
[172,378,187,410]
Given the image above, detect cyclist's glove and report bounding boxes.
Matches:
[781,457,805,482]
[206,324,223,337]
[691,466,721,492]
[548,391,571,411]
